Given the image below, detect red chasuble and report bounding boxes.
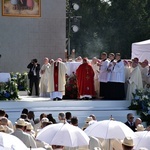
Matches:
[76,63,95,97]
[54,62,59,91]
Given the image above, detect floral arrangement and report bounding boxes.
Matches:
[64,72,78,99]
[0,79,19,100]
[0,72,28,100]
[129,87,150,124]
[14,72,28,91]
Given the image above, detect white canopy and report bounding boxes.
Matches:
[131,39,150,62]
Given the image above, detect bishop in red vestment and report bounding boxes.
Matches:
[76,58,95,100]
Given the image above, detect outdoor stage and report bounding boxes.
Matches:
[0,96,138,128]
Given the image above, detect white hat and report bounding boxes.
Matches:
[85,117,93,123]
[122,137,134,147]
[26,123,33,130]
[15,118,26,126]
[41,117,49,123]
[135,124,145,131]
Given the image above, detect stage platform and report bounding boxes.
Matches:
[0,96,137,128]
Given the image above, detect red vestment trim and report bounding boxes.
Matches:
[54,62,59,91]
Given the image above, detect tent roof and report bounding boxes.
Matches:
[131,39,150,62]
[133,39,150,45]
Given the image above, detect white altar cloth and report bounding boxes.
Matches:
[65,62,81,76]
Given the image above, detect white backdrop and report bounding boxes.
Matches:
[131,39,150,62]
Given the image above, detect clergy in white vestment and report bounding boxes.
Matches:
[124,60,131,81]
[39,57,51,97]
[91,57,100,98]
[106,53,116,99]
[126,58,143,101]
[124,60,131,94]
[47,58,67,100]
[108,53,125,100]
[145,65,150,89]
[107,53,116,81]
[139,59,149,87]
[98,52,110,99]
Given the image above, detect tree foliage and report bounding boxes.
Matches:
[67,0,150,59]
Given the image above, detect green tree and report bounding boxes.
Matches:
[105,0,150,58]
[67,0,110,58]
[67,0,150,59]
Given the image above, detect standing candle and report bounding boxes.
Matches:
[72,49,75,60]
[65,49,68,61]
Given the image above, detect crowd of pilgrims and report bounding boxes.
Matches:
[0,108,150,150]
[30,52,150,101]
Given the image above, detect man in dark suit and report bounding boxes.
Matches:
[27,59,40,96]
[125,113,136,131]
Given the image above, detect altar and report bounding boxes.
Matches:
[65,61,81,76]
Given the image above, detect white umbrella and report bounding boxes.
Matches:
[133,131,150,150]
[0,132,28,150]
[36,123,90,147]
[84,120,136,140]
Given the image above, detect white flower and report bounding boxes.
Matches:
[141,95,149,100]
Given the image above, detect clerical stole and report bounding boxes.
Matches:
[54,62,59,91]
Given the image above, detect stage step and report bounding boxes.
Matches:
[0,98,137,128]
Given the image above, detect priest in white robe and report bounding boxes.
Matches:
[124,60,131,94]
[47,58,67,100]
[139,59,149,87]
[126,58,143,101]
[108,53,125,100]
[106,53,116,99]
[91,57,100,98]
[145,64,150,89]
[39,57,51,97]
[98,52,110,99]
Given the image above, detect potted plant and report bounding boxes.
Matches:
[129,88,150,125]
[11,72,29,96]
[0,79,19,100]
